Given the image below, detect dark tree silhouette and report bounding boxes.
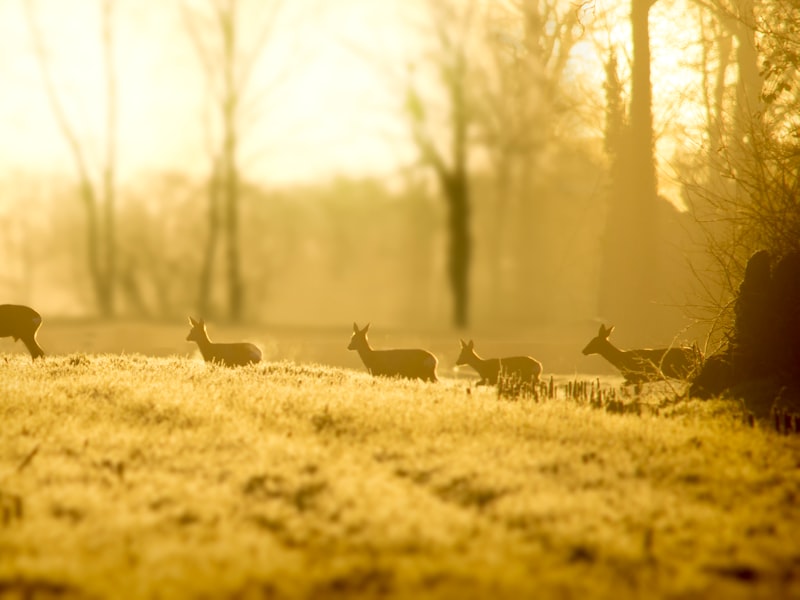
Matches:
[406,0,475,328]
[599,0,661,340]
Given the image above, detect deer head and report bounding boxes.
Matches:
[186,316,207,342]
[348,322,370,351]
[456,338,476,365]
[582,324,615,355]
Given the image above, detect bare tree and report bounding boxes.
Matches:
[476,0,585,317]
[673,0,798,348]
[24,0,118,317]
[689,0,763,182]
[405,0,480,328]
[182,0,286,322]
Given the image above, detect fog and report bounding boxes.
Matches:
[2,0,792,352]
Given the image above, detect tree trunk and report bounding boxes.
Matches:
[443,170,471,329]
[80,183,105,315]
[198,160,222,318]
[449,48,470,329]
[599,0,659,340]
[709,30,732,162]
[489,158,511,317]
[224,157,243,322]
[732,0,762,150]
[628,0,658,310]
[100,0,116,318]
[221,3,244,323]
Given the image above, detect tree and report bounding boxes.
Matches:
[691,0,764,187]
[405,0,478,328]
[182,0,286,322]
[476,0,586,322]
[598,0,662,340]
[680,0,798,332]
[24,0,119,317]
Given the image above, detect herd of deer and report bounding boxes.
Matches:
[0,303,701,386]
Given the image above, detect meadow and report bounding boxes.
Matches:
[1,326,800,599]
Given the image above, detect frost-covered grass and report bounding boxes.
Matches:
[1,354,799,599]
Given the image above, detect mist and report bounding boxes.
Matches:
[2,0,795,366]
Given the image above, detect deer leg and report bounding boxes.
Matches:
[21,336,44,360]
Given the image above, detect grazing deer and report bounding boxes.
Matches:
[347,322,438,382]
[0,304,45,360]
[186,317,261,367]
[456,339,542,386]
[582,324,700,384]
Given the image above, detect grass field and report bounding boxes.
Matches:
[2,346,800,600]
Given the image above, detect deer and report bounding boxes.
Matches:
[456,339,542,387]
[582,324,701,384]
[185,316,262,367]
[0,304,45,360]
[347,322,438,382]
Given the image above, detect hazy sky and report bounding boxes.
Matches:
[1,0,420,185]
[0,0,705,204]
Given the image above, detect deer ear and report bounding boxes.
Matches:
[460,338,467,348]
[189,316,198,326]
[602,324,614,338]
[468,339,474,349]
[598,324,606,337]
[353,322,359,333]
[363,322,370,333]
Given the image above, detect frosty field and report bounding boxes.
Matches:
[1,352,800,600]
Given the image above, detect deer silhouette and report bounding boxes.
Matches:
[347,322,438,382]
[0,304,44,360]
[186,316,261,367]
[582,324,700,384]
[456,338,542,387]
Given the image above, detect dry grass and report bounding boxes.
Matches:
[1,353,799,599]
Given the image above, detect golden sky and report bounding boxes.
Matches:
[0,0,705,202]
[0,0,421,185]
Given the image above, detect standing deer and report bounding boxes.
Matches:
[456,339,542,386]
[582,324,700,384]
[0,304,45,360]
[186,317,261,367]
[347,322,438,382]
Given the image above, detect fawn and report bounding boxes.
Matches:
[582,324,700,384]
[0,304,45,360]
[347,322,438,382]
[186,317,261,367]
[456,339,542,386]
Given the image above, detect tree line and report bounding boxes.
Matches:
[7,0,798,342]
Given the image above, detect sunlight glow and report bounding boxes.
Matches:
[2,0,420,185]
[1,0,710,197]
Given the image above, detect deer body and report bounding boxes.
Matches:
[0,304,44,360]
[186,317,261,367]
[348,323,438,382]
[582,324,699,384]
[456,339,542,386]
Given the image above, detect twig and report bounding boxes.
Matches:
[15,444,40,474]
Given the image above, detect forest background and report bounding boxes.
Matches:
[0,0,797,369]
